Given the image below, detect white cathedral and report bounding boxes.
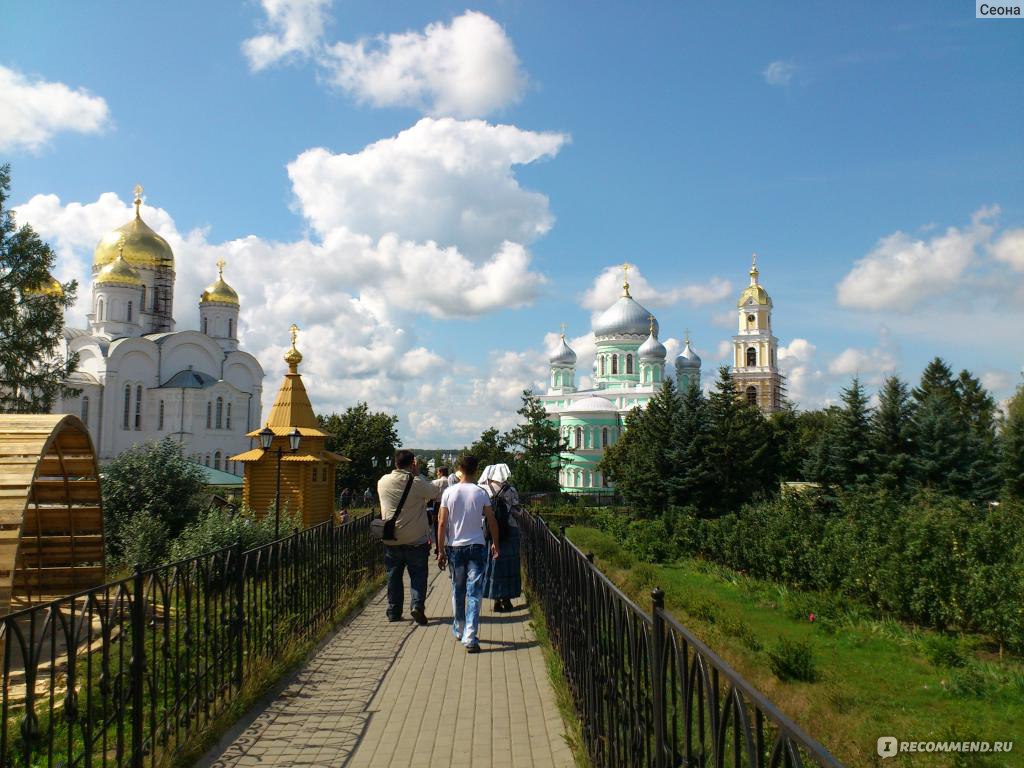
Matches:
[52,186,264,473]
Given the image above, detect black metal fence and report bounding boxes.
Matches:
[0,515,382,768]
[519,510,844,768]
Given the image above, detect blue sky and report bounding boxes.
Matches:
[4,1,1023,443]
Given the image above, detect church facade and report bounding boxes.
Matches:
[51,186,264,472]
[540,266,702,492]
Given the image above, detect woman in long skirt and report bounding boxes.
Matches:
[479,464,522,612]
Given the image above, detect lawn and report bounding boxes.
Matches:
[567,526,1024,768]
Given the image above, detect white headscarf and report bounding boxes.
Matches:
[478,464,512,486]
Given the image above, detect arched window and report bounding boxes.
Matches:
[98,299,106,321]
[134,385,143,430]
[206,402,212,429]
[126,301,133,322]
[123,385,131,430]
[214,451,221,470]
[141,285,146,311]
[600,356,606,375]
[158,400,165,430]
[575,426,583,448]
[611,354,619,375]
[228,318,234,338]
[602,427,609,448]
[202,317,208,335]
[746,347,757,366]
[226,402,232,430]
[746,386,758,406]
[215,397,223,429]
[626,354,633,374]
[81,396,89,425]
[205,454,210,467]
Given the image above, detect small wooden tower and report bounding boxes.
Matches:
[230,325,347,529]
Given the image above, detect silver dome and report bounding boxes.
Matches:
[549,335,577,366]
[675,339,702,369]
[566,395,618,413]
[593,295,658,338]
[638,331,666,361]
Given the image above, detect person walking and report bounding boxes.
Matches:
[479,464,522,613]
[377,450,442,625]
[340,487,352,510]
[362,487,373,507]
[436,455,499,653]
[427,466,450,548]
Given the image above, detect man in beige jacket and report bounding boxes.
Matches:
[377,450,442,624]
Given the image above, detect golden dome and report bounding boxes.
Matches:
[96,248,144,287]
[24,275,64,298]
[737,253,772,308]
[284,323,303,370]
[92,185,174,271]
[200,259,240,306]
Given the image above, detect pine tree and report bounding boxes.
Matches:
[0,164,78,412]
[956,370,1001,502]
[911,391,968,495]
[913,357,957,405]
[666,381,715,512]
[502,390,565,492]
[871,375,915,493]
[822,377,875,488]
[1001,380,1024,499]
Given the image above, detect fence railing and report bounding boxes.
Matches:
[0,514,382,768]
[519,510,844,768]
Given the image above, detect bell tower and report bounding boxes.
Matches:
[731,254,783,412]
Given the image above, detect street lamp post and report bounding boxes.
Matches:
[259,426,303,538]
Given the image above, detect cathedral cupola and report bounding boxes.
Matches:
[675,333,702,392]
[593,264,652,388]
[638,316,667,386]
[200,259,240,352]
[90,244,144,337]
[548,326,577,394]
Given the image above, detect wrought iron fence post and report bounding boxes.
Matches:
[233,540,244,691]
[651,587,666,768]
[130,564,145,768]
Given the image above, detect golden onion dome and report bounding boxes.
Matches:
[737,253,772,308]
[200,259,240,306]
[284,323,303,370]
[92,185,174,271]
[24,275,64,298]
[96,248,144,288]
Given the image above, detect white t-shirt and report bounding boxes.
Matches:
[440,482,491,546]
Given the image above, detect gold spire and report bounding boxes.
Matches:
[559,322,568,339]
[133,184,143,220]
[749,252,759,284]
[648,315,656,335]
[216,258,225,278]
[737,253,771,308]
[92,183,174,270]
[684,328,691,343]
[200,258,239,306]
[622,262,632,297]
[284,323,303,371]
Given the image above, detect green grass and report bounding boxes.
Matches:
[567,526,1024,768]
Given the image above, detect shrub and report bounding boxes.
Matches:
[169,505,287,562]
[719,614,763,651]
[767,637,819,682]
[922,634,967,668]
[567,526,634,570]
[627,563,658,593]
[946,665,989,698]
[117,513,170,569]
[625,518,674,563]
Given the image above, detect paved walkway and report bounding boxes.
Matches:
[200,568,573,768]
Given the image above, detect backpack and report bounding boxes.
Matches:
[487,483,512,542]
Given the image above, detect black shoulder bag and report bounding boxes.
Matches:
[370,475,414,542]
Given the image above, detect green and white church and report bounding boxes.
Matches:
[540,267,701,493]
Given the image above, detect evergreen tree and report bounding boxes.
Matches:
[502,390,566,492]
[956,370,1001,502]
[821,377,875,488]
[801,406,842,484]
[704,367,777,514]
[911,391,968,495]
[318,403,400,496]
[913,357,957,405]
[1001,380,1024,499]
[666,381,715,512]
[871,375,915,493]
[0,164,78,412]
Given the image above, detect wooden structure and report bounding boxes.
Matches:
[0,414,105,613]
[231,326,347,528]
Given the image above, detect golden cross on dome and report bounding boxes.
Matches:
[560,322,568,338]
[290,323,300,348]
[684,328,691,343]
[216,258,226,278]
[133,184,143,218]
[621,262,632,297]
[648,315,655,334]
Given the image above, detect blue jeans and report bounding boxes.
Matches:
[384,543,429,619]
[446,544,487,646]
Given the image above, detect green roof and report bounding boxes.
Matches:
[189,461,244,488]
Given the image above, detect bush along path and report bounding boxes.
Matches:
[568,525,1024,768]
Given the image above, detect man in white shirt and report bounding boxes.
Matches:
[436,455,499,652]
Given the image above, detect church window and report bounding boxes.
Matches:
[602,427,609,448]
[141,285,146,310]
[206,402,212,429]
[746,347,757,366]
[134,386,143,430]
[205,454,210,467]
[600,356,606,375]
[98,299,106,321]
[81,396,89,425]
[746,386,757,406]
[152,287,160,313]
[611,355,618,375]
[123,385,131,430]
[158,400,165,430]
[228,318,234,338]
[215,397,223,429]
[214,451,222,470]
[126,301,133,322]
[226,402,232,430]
[575,426,582,449]
[202,317,208,335]
[626,354,633,374]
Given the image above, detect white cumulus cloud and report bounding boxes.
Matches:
[0,65,110,153]
[763,60,796,86]
[991,228,1024,272]
[836,206,998,311]
[323,11,526,118]
[242,0,331,71]
[581,264,732,313]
